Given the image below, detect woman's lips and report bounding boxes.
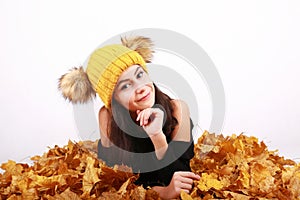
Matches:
[137,92,150,102]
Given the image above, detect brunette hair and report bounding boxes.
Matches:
[108,83,178,163]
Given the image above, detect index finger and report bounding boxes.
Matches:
[178,171,200,180]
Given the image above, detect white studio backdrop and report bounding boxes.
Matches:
[0,0,299,165]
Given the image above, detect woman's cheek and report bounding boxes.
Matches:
[122,91,135,110]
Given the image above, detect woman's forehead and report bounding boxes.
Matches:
[118,65,142,80]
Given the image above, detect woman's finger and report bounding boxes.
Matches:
[179,177,194,185]
[136,110,142,121]
[140,110,148,126]
[179,172,200,180]
[139,111,144,126]
[143,109,152,125]
[180,182,193,190]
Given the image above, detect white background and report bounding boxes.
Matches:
[0,0,299,165]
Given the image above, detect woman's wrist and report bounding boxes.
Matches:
[152,185,170,200]
[150,132,167,148]
[150,132,168,160]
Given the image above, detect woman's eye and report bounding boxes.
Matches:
[121,83,130,90]
[137,71,144,79]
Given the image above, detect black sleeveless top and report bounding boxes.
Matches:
[97,118,195,187]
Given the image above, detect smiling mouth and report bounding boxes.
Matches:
[137,92,150,102]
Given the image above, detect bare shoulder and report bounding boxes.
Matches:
[171,99,190,115]
[98,106,112,147]
[99,106,110,118]
[170,99,191,142]
[99,106,110,126]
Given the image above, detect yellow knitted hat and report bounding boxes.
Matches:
[86,44,148,108]
[58,36,154,108]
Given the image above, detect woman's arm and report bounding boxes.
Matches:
[151,99,191,160]
[98,106,112,147]
[170,99,191,142]
[136,107,169,160]
[136,99,191,160]
[149,132,168,160]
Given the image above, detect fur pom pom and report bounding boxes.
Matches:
[121,36,154,63]
[58,67,95,103]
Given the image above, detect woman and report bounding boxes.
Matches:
[59,36,200,199]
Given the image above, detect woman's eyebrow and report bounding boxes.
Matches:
[134,66,141,76]
[116,66,141,88]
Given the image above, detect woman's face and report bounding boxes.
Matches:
[113,65,155,111]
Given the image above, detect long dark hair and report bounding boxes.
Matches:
[108,83,178,163]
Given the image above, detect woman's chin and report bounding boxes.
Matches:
[135,100,155,110]
[144,97,156,107]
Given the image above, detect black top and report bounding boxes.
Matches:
[97,118,195,187]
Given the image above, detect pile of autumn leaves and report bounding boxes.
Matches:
[188,131,300,199]
[1,131,300,200]
[0,141,159,200]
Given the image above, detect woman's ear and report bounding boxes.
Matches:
[121,36,154,63]
[58,67,95,103]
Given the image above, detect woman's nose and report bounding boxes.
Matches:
[136,85,146,94]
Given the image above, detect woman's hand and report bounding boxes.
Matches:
[136,107,164,137]
[153,171,200,199]
[166,171,200,198]
[136,107,168,160]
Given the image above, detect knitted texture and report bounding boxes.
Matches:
[86,44,148,108]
